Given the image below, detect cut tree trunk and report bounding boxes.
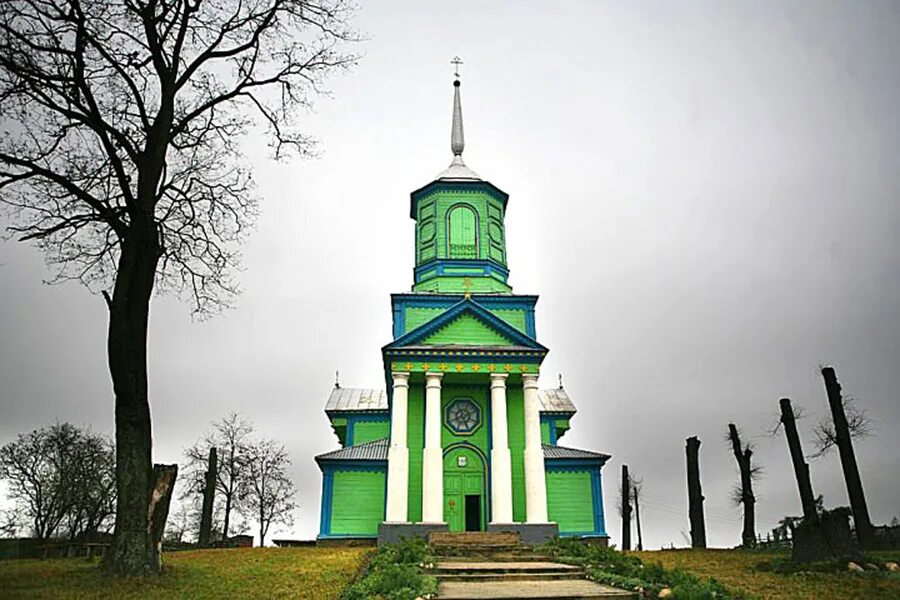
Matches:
[686,436,706,549]
[199,447,217,546]
[634,485,643,551]
[621,465,631,551]
[149,464,178,561]
[103,217,162,575]
[728,423,756,548]
[821,367,874,547]
[779,398,818,521]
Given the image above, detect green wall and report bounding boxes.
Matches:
[415,190,507,267]
[506,385,527,522]
[541,420,551,444]
[406,385,425,523]
[546,470,595,533]
[330,469,386,535]
[403,306,527,336]
[423,313,513,346]
[353,420,389,445]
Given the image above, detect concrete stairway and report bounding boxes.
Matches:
[428,532,635,599]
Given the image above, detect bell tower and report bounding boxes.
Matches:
[410,74,511,293]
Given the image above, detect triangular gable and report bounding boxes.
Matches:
[384,298,546,351]
[422,312,513,346]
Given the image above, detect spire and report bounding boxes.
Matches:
[436,57,481,181]
[451,73,465,154]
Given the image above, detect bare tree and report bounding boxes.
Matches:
[726,423,759,548]
[0,0,355,574]
[242,438,296,546]
[0,423,115,539]
[184,413,254,540]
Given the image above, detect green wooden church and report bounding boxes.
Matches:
[315,73,610,545]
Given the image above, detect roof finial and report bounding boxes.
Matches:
[450,56,464,157]
[558,373,564,389]
[334,370,341,389]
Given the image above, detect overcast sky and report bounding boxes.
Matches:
[1,1,899,549]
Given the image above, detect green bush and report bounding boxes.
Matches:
[342,538,437,600]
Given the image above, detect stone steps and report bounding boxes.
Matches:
[428,531,635,599]
[435,571,585,582]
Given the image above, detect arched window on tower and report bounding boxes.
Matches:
[448,205,478,259]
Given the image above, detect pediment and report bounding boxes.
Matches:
[383,298,545,351]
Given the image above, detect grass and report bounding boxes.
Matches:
[0,546,370,599]
[635,549,900,600]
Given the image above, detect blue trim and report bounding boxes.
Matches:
[317,462,388,539]
[541,416,558,445]
[345,414,389,446]
[413,259,510,284]
[544,461,608,537]
[319,469,334,537]
[384,298,547,352]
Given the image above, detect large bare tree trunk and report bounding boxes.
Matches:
[103,217,162,575]
[821,367,874,547]
[779,398,818,521]
[199,447,217,547]
[728,424,756,548]
[685,436,706,549]
[621,465,631,551]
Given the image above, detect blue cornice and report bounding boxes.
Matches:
[413,258,510,284]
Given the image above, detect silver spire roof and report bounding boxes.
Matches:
[436,78,481,181]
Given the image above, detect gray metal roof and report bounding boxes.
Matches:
[325,386,575,414]
[325,387,388,412]
[542,443,610,461]
[315,438,607,464]
[538,388,576,414]
[315,438,389,463]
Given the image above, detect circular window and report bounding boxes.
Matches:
[445,398,481,435]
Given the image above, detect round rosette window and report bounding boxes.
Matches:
[445,398,481,435]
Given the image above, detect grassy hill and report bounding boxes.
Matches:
[635,549,900,599]
[0,546,369,599]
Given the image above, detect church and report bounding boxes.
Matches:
[315,72,610,545]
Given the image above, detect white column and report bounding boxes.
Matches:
[421,372,444,523]
[385,372,410,522]
[490,373,514,524]
[523,374,549,523]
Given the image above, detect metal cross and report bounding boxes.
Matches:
[451,56,463,79]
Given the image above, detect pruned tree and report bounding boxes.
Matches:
[632,473,644,552]
[726,423,759,548]
[242,438,296,546]
[0,0,356,575]
[775,398,818,522]
[0,423,115,539]
[619,464,631,551]
[818,366,875,547]
[197,447,217,546]
[184,413,254,540]
[685,436,706,549]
